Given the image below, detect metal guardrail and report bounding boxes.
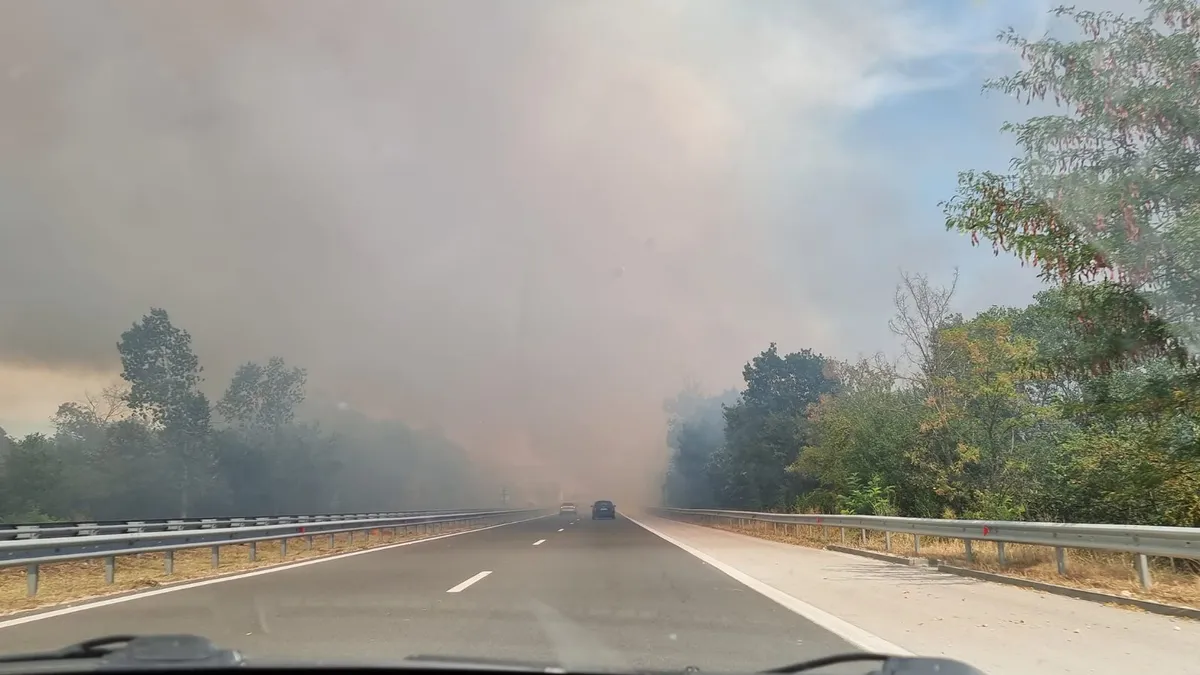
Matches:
[0,509,480,541]
[651,507,1200,590]
[5,509,545,597]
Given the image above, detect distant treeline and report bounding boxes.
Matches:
[0,308,490,522]
[663,1,1200,526]
[663,276,1200,526]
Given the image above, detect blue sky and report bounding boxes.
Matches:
[842,63,1039,299]
[715,0,1070,361]
[734,0,1151,361]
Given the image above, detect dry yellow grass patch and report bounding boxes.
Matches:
[703,518,1200,609]
[0,523,475,615]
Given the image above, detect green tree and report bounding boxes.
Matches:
[213,357,322,515]
[720,344,839,510]
[1,434,67,520]
[91,418,175,519]
[117,308,212,516]
[943,0,1200,387]
[790,357,922,515]
[938,0,1200,524]
[914,316,1050,518]
[216,357,307,430]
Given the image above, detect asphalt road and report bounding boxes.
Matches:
[0,514,863,673]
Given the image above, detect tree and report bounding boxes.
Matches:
[117,308,212,516]
[53,402,106,446]
[791,356,921,515]
[943,0,1200,380]
[1,434,66,520]
[912,315,1050,518]
[1056,418,1200,526]
[937,0,1200,521]
[0,305,490,521]
[216,357,307,430]
[720,344,839,510]
[662,387,738,508]
[212,357,316,514]
[889,268,962,389]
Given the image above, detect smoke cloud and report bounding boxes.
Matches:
[0,1,1044,502]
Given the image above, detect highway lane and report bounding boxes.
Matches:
[0,514,862,673]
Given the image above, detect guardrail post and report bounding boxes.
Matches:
[839,527,846,544]
[307,534,314,549]
[885,531,892,552]
[26,564,38,597]
[1136,554,1153,589]
[860,529,867,546]
[248,541,257,562]
[329,533,335,547]
[996,541,1007,567]
[211,545,220,569]
[1055,547,1067,575]
[914,535,921,556]
[281,538,288,557]
[164,550,174,575]
[104,556,115,584]
[964,539,973,563]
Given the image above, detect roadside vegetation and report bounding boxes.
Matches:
[0,307,490,522]
[662,0,1200,602]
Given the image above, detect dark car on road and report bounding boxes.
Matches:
[591,500,616,519]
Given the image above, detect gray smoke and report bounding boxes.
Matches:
[0,1,1049,501]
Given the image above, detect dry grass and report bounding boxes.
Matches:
[700,518,1200,609]
[0,523,477,615]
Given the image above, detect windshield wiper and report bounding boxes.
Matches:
[404,655,699,674]
[0,636,982,675]
[762,653,986,675]
[0,635,244,669]
[0,635,138,663]
[760,653,887,674]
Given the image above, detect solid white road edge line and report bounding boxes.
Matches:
[533,539,546,546]
[446,570,492,593]
[624,514,912,657]
[0,514,549,630]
